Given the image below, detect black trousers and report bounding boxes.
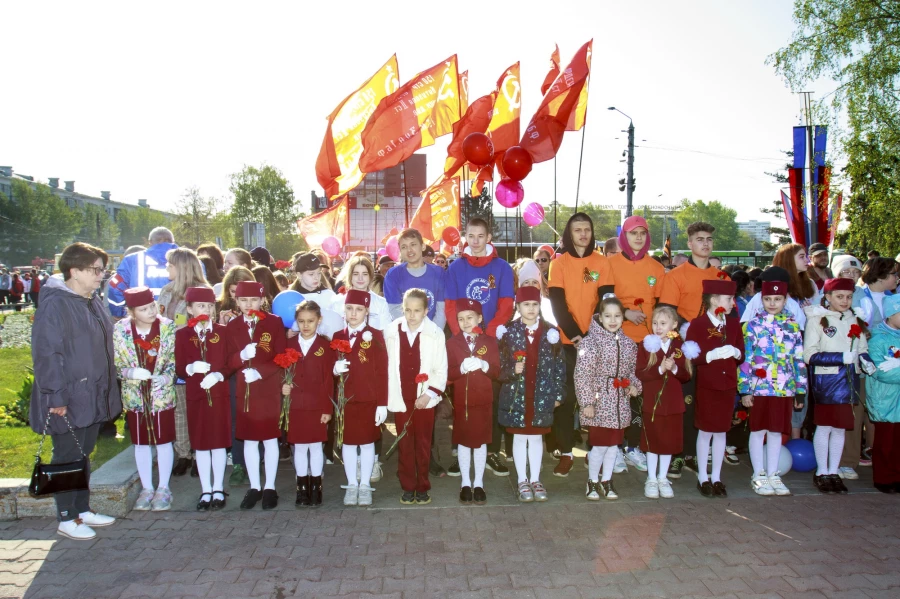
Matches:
[487,381,513,456]
[624,395,644,448]
[681,377,698,457]
[51,422,100,522]
[548,344,579,454]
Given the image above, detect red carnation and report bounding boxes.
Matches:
[894,350,900,359]
[273,352,296,369]
[415,373,429,384]
[472,326,483,335]
[754,368,767,379]
[514,350,528,363]
[330,339,352,355]
[187,314,210,328]
[274,260,291,270]
[135,338,153,351]
[716,271,728,280]
[736,410,748,421]
[634,298,645,307]
[249,309,267,321]
[714,307,726,317]
[848,324,863,339]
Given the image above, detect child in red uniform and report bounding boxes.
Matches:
[282,300,335,507]
[175,287,232,511]
[333,289,388,507]
[447,299,500,504]
[225,280,285,510]
[686,276,744,498]
[386,289,448,505]
[637,305,699,499]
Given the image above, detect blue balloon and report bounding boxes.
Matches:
[271,290,304,329]
[785,438,816,472]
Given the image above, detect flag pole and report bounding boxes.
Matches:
[403,162,409,228]
[574,122,587,213]
[553,156,558,245]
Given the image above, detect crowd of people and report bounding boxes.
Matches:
[26,220,900,541]
[0,266,44,310]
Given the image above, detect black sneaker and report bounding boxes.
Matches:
[429,456,447,478]
[667,457,684,479]
[683,456,703,474]
[459,486,473,503]
[448,459,461,477]
[240,488,262,509]
[400,491,416,505]
[261,489,278,510]
[415,492,432,505]
[473,487,487,505]
[814,474,835,494]
[486,453,510,476]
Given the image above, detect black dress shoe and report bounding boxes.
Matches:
[712,481,727,498]
[261,489,278,510]
[210,491,228,510]
[813,474,835,494]
[459,486,473,503]
[190,459,199,478]
[310,476,323,506]
[173,457,191,476]
[296,476,311,507]
[829,474,848,494]
[875,483,896,494]
[196,493,212,511]
[240,488,262,509]
[697,481,714,498]
[473,487,487,505]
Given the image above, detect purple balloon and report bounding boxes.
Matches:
[523,202,545,227]
[496,178,524,209]
[376,248,387,257]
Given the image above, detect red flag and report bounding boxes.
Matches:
[787,167,807,247]
[380,227,399,245]
[359,56,460,173]
[540,44,560,96]
[487,63,521,154]
[459,70,469,116]
[443,94,495,179]
[816,166,831,245]
[410,177,461,243]
[297,196,350,248]
[520,40,593,163]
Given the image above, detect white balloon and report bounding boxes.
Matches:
[764,443,793,475]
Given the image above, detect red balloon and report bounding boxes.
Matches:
[501,146,533,182]
[441,227,460,246]
[463,133,494,166]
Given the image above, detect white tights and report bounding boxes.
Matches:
[645,452,671,481]
[588,445,618,482]
[814,425,845,475]
[457,444,487,488]
[134,442,174,491]
[194,448,227,494]
[512,434,543,483]
[293,443,325,477]
[342,443,375,487]
[243,438,279,490]
[749,430,784,476]
[696,430,726,483]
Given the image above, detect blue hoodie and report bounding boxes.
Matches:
[866,321,900,423]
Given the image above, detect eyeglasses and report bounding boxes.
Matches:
[82,266,104,276]
[534,258,549,263]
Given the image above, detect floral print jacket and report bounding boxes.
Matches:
[113,316,177,413]
[738,310,808,397]
[575,318,642,429]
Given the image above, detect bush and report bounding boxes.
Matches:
[7,369,32,426]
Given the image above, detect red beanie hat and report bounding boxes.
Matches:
[457,298,482,315]
[761,281,787,297]
[515,286,541,304]
[345,289,370,308]
[823,278,855,293]
[235,281,265,298]
[702,277,736,296]
[185,287,216,304]
[124,286,154,309]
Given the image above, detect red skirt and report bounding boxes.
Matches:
[589,426,625,446]
[127,408,176,445]
[342,401,380,446]
[640,413,682,455]
[453,405,492,448]
[749,396,793,434]
[236,394,281,441]
[694,387,735,433]
[187,395,232,450]
[815,404,854,430]
[286,409,329,444]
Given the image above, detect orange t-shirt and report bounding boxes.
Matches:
[548,251,614,344]
[657,260,723,322]
[608,254,666,343]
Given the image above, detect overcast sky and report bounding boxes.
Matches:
[3,0,831,225]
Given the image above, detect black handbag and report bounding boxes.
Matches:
[28,414,89,498]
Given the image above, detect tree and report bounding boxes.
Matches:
[76,204,119,250]
[116,206,176,249]
[461,188,501,238]
[842,130,900,254]
[230,164,306,261]
[672,199,754,251]
[172,187,236,249]
[0,180,81,264]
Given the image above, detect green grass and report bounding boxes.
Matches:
[0,347,132,478]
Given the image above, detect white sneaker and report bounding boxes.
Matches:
[644,479,660,499]
[625,447,648,472]
[358,485,373,506]
[585,480,601,501]
[150,487,172,511]
[78,511,115,527]
[838,467,859,480]
[370,461,383,483]
[657,477,675,499]
[613,448,628,473]
[767,474,791,496]
[343,485,359,506]
[751,473,775,496]
[451,447,458,457]
[133,488,154,511]
[57,519,96,540]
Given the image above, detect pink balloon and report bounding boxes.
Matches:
[495,178,524,209]
[386,236,400,262]
[523,202,545,227]
[322,235,341,257]
[376,248,387,257]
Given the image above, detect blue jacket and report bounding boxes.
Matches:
[107,243,178,317]
[865,322,900,423]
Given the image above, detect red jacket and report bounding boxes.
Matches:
[446,331,500,408]
[175,323,233,403]
[636,338,692,416]
[686,314,744,391]
[286,334,336,414]
[332,326,388,407]
[225,312,286,405]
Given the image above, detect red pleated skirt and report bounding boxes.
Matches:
[236,395,281,441]
[749,396,793,434]
[127,408,175,446]
[342,401,380,446]
[187,395,232,450]
[640,413,683,455]
[286,409,329,444]
[815,404,854,430]
[694,386,735,433]
[453,405,492,448]
[589,426,625,446]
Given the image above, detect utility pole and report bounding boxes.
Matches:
[626,121,635,218]
[801,91,816,246]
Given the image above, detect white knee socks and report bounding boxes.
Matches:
[309,443,324,477]
[589,446,605,482]
[646,452,658,481]
[814,426,844,476]
[473,445,487,488]
[195,450,212,494]
[512,434,543,483]
[749,430,767,475]
[359,443,375,488]
[243,440,276,490]
[601,446,617,482]
[458,444,472,487]
[262,438,278,490]
[342,444,359,485]
[134,445,154,490]
[211,448,226,492]
[696,431,712,483]
[828,428,845,475]
[135,443,174,490]
[766,432,783,475]
[156,442,174,490]
[513,434,528,483]
[658,455,671,479]
[711,432,726,483]
[294,444,310,477]
[527,435,543,482]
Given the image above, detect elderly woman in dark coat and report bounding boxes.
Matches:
[30,242,123,540]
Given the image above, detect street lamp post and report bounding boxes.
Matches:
[608,107,635,217]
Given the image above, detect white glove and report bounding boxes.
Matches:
[425,394,441,409]
[186,361,210,376]
[150,375,171,387]
[242,368,262,383]
[705,347,731,363]
[461,357,480,374]
[842,351,858,365]
[125,367,152,381]
[860,357,876,375]
[333,359,349,375]
[200,372,224,389]
[719,345,738,359]
[878,357,900,373]
[240,343,257,361]
[730,346,741,359]
[479,359,490,373]
[375,406,388,426]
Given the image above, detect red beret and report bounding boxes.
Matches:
[124,286,154,309]
[235,281,265,298]
[515,286,541,304]
[824,278,855,293]
[185,287,216,304]
[761,281,786,297]
[702,278,736,296]
[457,298,482,315]
[345,289,370,308]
